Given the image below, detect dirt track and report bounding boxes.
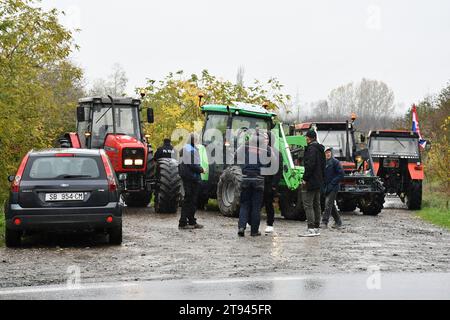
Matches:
[0,199,449,289]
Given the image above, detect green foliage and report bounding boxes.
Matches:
[0,0,83,204]
[417,192,450,229]
[0,208,4,246]
[139,70,291,148]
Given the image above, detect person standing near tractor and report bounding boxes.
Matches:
[321,147,344,229]
[154,138,176,160]
[262,132,282,234]
[178,133,204,230]
[299,130,326,237]
[236,134,268,237]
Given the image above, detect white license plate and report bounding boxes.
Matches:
[45,193,84,202]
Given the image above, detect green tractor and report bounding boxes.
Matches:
[196,101,308,220]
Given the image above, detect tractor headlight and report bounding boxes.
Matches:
[134,159,144,166]
[124,159,133,166]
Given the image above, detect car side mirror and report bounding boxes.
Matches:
[147,108,154,124]
[77,106,85,122]
[8,175,15,183]
[360,134,366,143]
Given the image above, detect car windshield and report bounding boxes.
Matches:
[91,105,141,148]
[317,130,353,159]
[27,157,101,180]
[369,137,419,156]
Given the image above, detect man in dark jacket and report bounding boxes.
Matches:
[321,147,344,229]
[154,138,176,160]
[299,130,326,237]
[236,134,271,237]
[178,133,204,230]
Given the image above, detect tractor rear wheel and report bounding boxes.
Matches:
[154,158,182,213]
[358,193,385,216]
[280,188,306,221]
[217,166,242,217]
[123,191,152,208]
[406,180,422,210]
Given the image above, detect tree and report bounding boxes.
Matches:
[139,70,291,147]
[324,79,395,130]
[0,0,83,202]
[89,63,128,97]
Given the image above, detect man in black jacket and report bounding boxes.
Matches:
[178,133,204,230]
[299,130,326,237]
[321,147,344,229]
[154,138,176,160]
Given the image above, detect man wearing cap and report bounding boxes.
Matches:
[299,130,326,237]
[321,147,344,229]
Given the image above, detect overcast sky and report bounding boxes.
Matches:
[42,0,450,113]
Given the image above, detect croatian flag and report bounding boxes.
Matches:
[411,104,427,149]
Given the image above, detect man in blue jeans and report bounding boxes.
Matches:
[321,146,344,229]
[236,134,270,237]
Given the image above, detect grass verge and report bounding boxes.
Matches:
[416,191,450,230]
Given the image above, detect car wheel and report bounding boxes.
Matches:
[109,224,122,245]
[280,187,306,221]
[217,166,242,217]
[5,227,22,248]
[406,180,422,210]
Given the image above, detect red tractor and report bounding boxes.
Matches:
[60,96,181,212]
[368,130,427,210]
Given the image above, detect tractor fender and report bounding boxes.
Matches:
[408,163,424,180]
[68,133,81,148]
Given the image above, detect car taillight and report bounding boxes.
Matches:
[55,153,75,157]
[11,153,30,193]
[101,152,117,192]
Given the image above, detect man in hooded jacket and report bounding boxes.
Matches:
[300,130,326,237]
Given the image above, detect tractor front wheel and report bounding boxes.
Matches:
[280,188,306,221]
[406,180,422,210]
[358,193,385,216]
[123,191,152,208]
[217,166,242,217]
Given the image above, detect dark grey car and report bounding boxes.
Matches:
[4,149,123,247]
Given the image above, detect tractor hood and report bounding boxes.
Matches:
[104,134,148,173]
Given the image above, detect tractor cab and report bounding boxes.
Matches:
[292,119,386,216]
[368,130,425,210]
[75,97,153,150]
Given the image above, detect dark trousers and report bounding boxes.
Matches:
[302,189,322,229]
[239,178,264,234]
[264,186,275,227]
[179,180,200,226]
[322,191,342,225]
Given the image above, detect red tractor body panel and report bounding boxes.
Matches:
[103,134,148,173]
[408,163,424,180]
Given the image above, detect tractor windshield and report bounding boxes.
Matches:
[232,116,270,146]
[317,130,353,159]
[91,105,141,148]
[369,137,419,157]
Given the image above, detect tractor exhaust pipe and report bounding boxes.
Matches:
[108,95,117,134]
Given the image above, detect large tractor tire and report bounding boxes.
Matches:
[358,193,385,216]
[280,187,306,221]
[217,166,242,217]
[154,158,182,213]
[123,191,152,208]
[337,199,358,213]
[406,180,422,210]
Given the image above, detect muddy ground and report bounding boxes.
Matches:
[0,199,449,289]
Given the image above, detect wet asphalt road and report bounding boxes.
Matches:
[0,198,449,299]
[0,273,449,300]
